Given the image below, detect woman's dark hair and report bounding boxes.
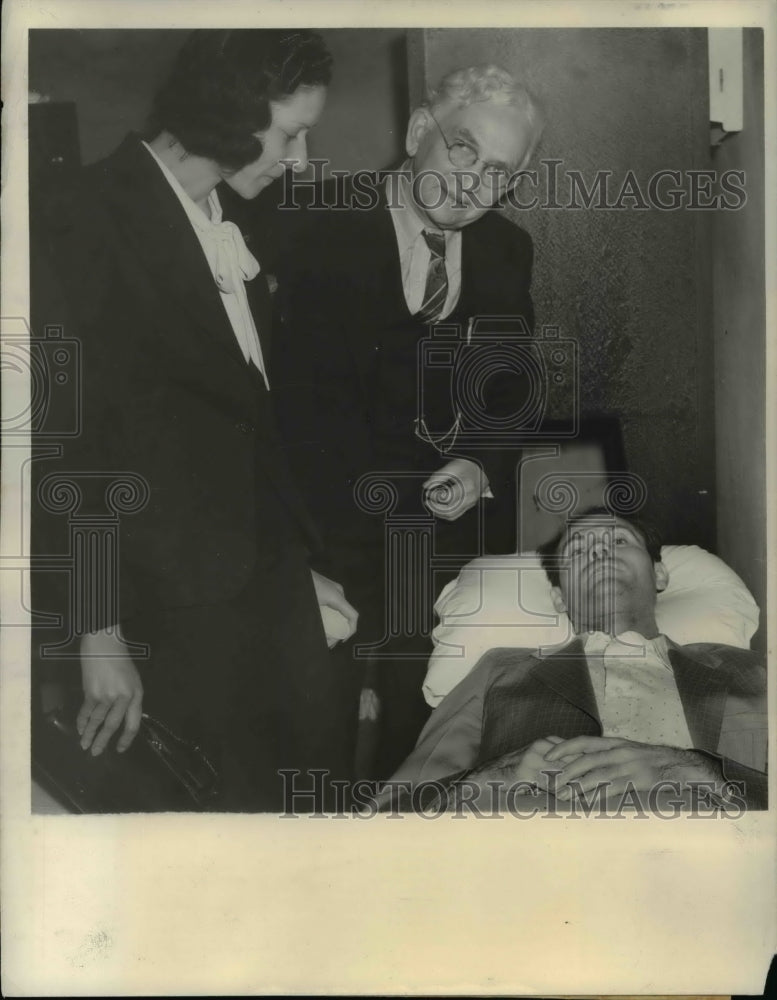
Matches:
[538,505,663,588]
[147,29,332,171]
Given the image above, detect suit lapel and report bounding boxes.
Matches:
[456,222,480,319]
[342,180,408,390]
[457,216,499,319]
[245,265,272,365]
[535,640,729,755]
[102,135,248,370]
[529,638,601,724]
[669,645,727,754]
[489,639,728,757]
[480,640,600,761]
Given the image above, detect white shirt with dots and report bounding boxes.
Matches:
[584,631,694,749]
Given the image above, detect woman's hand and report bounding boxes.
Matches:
[310,570,359,647]
[78,629,144,755]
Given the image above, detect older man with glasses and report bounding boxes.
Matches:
[271,65,544,778]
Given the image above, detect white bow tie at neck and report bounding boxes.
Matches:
[193,211,268,383]
[200,219,261,295]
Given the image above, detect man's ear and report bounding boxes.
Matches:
[550,586,567,614]
[406,107,432,156]
[654,561,669,593]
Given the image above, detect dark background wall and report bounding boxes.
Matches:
[28,28,408,170]
[417,28,717,551]
[29,30,187,164]
[711,29,766,647]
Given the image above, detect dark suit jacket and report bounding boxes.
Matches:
[30,133,319,631]
[384,638,768,809]
[269,179,535,572]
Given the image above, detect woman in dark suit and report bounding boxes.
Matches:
[31,30,358,811]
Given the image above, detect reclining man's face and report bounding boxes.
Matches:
[405,100,533,230]
[550,515,668,633]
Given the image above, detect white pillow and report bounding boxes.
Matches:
[424,545,759,707]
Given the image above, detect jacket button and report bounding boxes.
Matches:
[236,421,254,434]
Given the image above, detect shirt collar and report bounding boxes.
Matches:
[142,140,223,231]
[389,160,447,252]
[584,631,671,667]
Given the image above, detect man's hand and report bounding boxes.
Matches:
[543,735,721,802]
[445,736,581,811]
[311,569,359,647]
[78,629,144,756]
[469,735,577,789]
[422,458,488,522]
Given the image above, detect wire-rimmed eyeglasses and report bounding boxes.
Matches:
[425,108,519,193]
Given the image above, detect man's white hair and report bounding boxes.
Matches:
[427,64,543,159]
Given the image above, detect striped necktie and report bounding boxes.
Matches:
[418,230,448,321]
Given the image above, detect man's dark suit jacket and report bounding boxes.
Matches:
[31,133,320,631]
[270,179,536,581]
[383,638,768,809]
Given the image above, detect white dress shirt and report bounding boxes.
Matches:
[583,631,694,749]
[142,142,269,388]
[388,165,462,321]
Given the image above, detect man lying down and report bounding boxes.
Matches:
[372,507,767,814]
